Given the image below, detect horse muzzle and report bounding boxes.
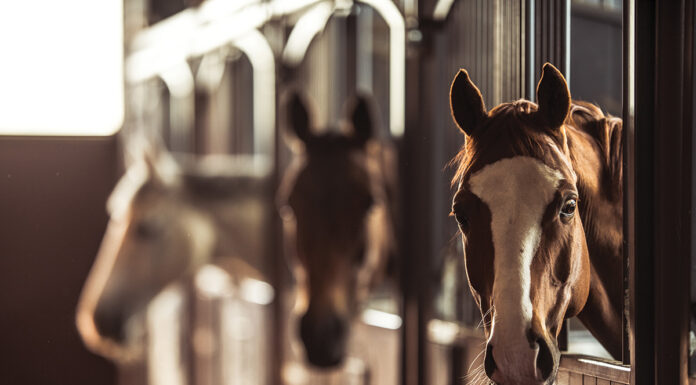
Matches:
[77,299,145,363]
[299,311,349,368]
[484,333,559,385]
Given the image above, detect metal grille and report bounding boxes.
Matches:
[535,0,571,84]
[446,0,529,108]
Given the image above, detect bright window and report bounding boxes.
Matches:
[0,0,124,135]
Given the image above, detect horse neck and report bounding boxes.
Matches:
[368,142,398,222]
[565,122,624,359]
[366,141,399,272]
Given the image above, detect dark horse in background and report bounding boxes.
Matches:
[449,63,623,384]
[277,92,397,368]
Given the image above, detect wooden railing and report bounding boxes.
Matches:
[556,354,630,385]
[426,320,631,385]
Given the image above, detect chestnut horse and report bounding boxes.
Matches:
[76,141,268,362]
[277,92,396,368]
[449,63,622,384]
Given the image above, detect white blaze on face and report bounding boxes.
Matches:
[469,156,563,346]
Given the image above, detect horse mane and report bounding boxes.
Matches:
[449,99,623,200]
[450,99,544,187]
[566,101,623,200]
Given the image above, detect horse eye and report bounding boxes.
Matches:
[454,212,470,231]
[364,196,375,210]
[134,219,160,240]
[355,245,366,264]
[560,198,577,219]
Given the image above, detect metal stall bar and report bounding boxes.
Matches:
[622,0,634,367]
[526,0,536,101]
[400,1,444,384]
[360,0,405,137]
[628,0,694,383]
[126,2,276,167]
[533,0,570,82]
[158,63,197,152]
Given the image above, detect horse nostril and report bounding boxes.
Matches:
[535,338,554,381]
[329,314,347,341]
[93,306,125,342]
[299,313,349,368]
[484,344,496,378]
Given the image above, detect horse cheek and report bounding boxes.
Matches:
[565,232,591,318]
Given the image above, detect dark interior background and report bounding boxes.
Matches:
[0,137,118,385]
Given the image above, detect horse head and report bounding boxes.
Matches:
[75,141,216,362]
[449,63,594,384]
[278,92,393,368]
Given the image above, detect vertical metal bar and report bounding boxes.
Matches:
[526,0,535,100]
[682,0,694,379]
[548,0,552,69]
[630,0,694,382]
[629,0,655,381]
[653,0,693,381]
[401,38,424,385]
[474,0,479,91]
[563,0,570,81]
[520,0,525,98]
[270,72,284,385]
[540,0,545,75]
[622,0,635,367]
[346,11,357,98]
[400,1,445,383]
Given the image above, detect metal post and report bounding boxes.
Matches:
[629,0,694,383]
[526,0,536,100]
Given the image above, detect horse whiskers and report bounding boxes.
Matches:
[468,365,486,385]
[466,347,486,375]
[463,363,483,380]
[477,305,496,330]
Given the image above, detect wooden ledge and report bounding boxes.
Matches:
[558,354,630,384]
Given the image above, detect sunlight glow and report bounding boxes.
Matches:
[426,318,460,344]
[577,358,631,372]
[195,264,234,297]
[361,308,402,330]
[239,278,275,305]
[147,286,185,385]
[0,0,124,135]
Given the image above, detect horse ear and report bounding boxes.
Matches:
[449,69,487,136]
[285,92,313,143]
[348,94,374,145]
[140,136,180,187]
[536,63,571,128]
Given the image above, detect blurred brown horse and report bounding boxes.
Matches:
[449,63,623,384]
[76,141,268,362]
[278,92,397,367]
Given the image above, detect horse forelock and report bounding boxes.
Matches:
[450,99,557,188]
